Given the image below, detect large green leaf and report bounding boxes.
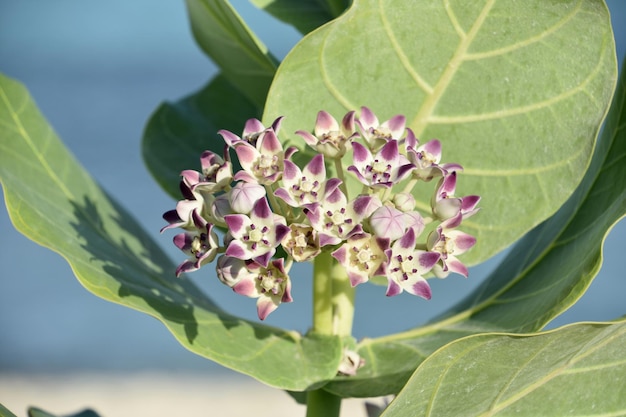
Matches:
[0,73,342,391]
[382,321,626,416]
[142,74,257,198]
[185,0,277,108]
[322,54,626,398]
[249,0,336,35]
[264,0,617,265]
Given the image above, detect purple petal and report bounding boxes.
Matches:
[260,129,282,153]
[359,106,378,127]
[233,278,257,297]
[306,153,325,176]
[256,297,278,320]
[225,240,249,259]
[410,280,432,300]
[386,279,402,297]
[419,251,441,269]
[243,118,265,136]
[351,141,370,164]
[282,159,299,181]
[386,115,406,137]
[379,140,399,162]
[315,110,339,134]
[218,129,241,146]
[252,197,272,220]
[224,214,247,234]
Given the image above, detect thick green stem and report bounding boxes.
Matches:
[308,250,356,417]
[306,388,342,417]
[312,251,355,336]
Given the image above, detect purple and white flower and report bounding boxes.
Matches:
[348,140,414,188]
[332,232,389,286]
[296,110,358,158]
[172,211,219,277]
[385,228,440,298]
[224,197,290,266]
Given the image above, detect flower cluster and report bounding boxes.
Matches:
[162,107,479,320]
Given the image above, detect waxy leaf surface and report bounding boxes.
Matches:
[0,74,342,391]
[185,0,277,108]
[382,322,626,417]
[143,75,257,198]
[322,53,626,398]
[264,0,617,265]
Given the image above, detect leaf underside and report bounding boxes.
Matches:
[0,74,342,392]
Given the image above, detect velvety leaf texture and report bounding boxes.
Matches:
[322,46,625,399]
[142,74,257,199]
[264,0,617,265]
[382,322,626,416]
[0,74,342,391]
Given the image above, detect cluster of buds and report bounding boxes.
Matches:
[162,107,479,320]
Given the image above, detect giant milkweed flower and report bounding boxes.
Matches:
[296,110,359,158]
[224,197,290,266]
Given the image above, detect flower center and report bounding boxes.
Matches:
[258,270,283,295]
[331,210,345,224]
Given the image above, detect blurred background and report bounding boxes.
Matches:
[1,1,625,416]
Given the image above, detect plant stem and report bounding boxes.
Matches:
[308,250,356,417]
[306,388,342,417]
[312,251,355,336]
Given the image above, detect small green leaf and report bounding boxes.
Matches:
[322,54,626,398]
[0,404,19,417]
[249,0,336,35]
[142,74,257,199]
[264,0,617,265]
[185,0,277,108]
[0,73,342,391]
[381,321,626,417]
[28,408,101,417]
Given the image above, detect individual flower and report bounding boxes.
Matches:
[356,106,406,151]
[305,189,379,246]
[431,172,481,229]
[216,256,292,320]
[274,153,341,207]
[233,129,285,185]
[385,227,440,298]
[228,182,266,214]
[332,232,389,286]
[218,116,283,147]
[281,223,321,262]
[296,110,358,158]
[347,140,414,188]
[181,147,232,194]
[161,198,203,233]
[172,211,219,277]
[369,205,407,241]
[427,227,477,278]
[224,197,290,266]
[337,348,365,376]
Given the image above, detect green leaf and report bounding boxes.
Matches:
[249,0,335,35]
[322,51,626,398]
[264,0,617,265]
[28,408,101,417]
[0,404,19,417]
[0,73,342,391]
[142,74,257,199]
[185,0,277,108]
[381,321,626,417]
